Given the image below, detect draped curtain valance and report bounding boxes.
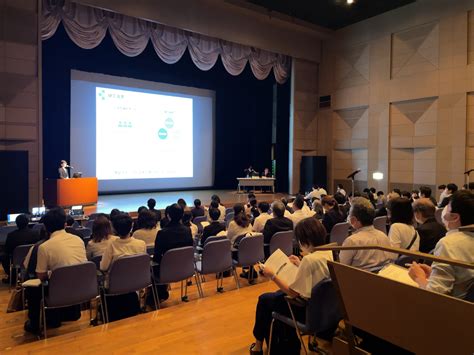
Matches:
[41,0,291,83]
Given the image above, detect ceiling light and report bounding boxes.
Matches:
[347,0,354,4]
[373,172,384,180]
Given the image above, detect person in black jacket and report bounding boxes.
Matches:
[147,198,162,222]
[262,201,293,255]
[191,199,206,219]
[153,203,193,300]
[201,208,226,246]
[2,214,40,283]
[413,198,446,253]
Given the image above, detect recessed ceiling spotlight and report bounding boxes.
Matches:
[347,0,354,4]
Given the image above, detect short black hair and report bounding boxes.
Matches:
[182,211,193,226]
[194,199,201,207]
[258,202,270,213]
[377,191,384,196]
[66,215,75,227]
[419,186,432,198]
[16,214,30,229]
[112,213,133,237]
[450,190,474,226]
[147,198,156,209]
[249,198,257,207]
[137,206,148,214]
[233,203,245,215]
[177,198,187,207]
[211,194,221,204]
[393,188,401,195]
[168,203,184,222]
[438,184,446,190]
[387,198,413,225]
[334,192,346,205]
[43,207,67,234]
[349,197,375,226]
[369,187,376,194]
[337,183,344,189]
[294,218,326,248]
[137,210,157,230]
[248,193,256,200]
[401,191,411,199]
[293,195,304,209]
[446,183,458,193]
[209,208,221,221]
[210,201,219,209]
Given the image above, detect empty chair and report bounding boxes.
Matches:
[152,246,203,302]
[195,239,239,295]
[269,279,343,354]
[269,230,294,256]
[232,234,264,286]
[10,244,34,289]
[329,222,350,245]
[103,254,158,322]
[435,208,443,225]
[373,216,388,234]
[40,261,102,338]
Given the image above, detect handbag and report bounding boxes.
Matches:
[7,287,24,313]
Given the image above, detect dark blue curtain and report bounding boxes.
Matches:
[42,24,290,192]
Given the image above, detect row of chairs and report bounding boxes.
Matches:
[329,216,388,247]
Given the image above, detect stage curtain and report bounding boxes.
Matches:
[41,0,291,83]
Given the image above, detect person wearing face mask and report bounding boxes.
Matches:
[409,190,474,299]
[339,197,392,270]
[412,198,446,253]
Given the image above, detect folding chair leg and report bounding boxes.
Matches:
[41,301,47,339]
[103,293,110,323]
[232,267,240,289]
[181,280,189,302]
[286,299,308,354]
[268,318,275,354]
[9,264,13,292]
[150,283,160,310]
[194,274,204,298]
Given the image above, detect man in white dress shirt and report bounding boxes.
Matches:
[288,195,309,227]
[304,185,327,201]
[252,202,272,233]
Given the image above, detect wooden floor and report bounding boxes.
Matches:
[0,268,280,354]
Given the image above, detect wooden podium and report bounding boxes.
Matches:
[43,177,98,207]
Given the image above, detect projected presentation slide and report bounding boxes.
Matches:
[70,70,215,193]
[96,87,193,180]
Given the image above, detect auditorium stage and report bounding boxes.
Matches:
[87,189,287,215]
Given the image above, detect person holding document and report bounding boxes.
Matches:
[249,217,333,354]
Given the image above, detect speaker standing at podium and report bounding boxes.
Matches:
[58,160,70,179]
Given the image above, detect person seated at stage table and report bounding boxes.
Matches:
[191,199,206,219]
[386,197,419,252]
[409,190,474,299]
[2,214,40,284]
[153,204,193,300]
[147,198,162,222]
[321,195,346,235]
[244,165,257,177]
[132,210,160,246]
[340,197,392,271]
[288,195,310,227]
[262,200,293,246]
[262,167,272,178]
[249,217,334,354]
[211,194,226,221]
[24,207,87,334]
[201,208,226,246]
[86,214,117,259]
[226,204,253,246]
[252,202,272,233]
[412,198,446,253]
[182,211,198,238]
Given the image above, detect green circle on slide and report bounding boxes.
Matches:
[158,128,168,139]
[165,117,174,129]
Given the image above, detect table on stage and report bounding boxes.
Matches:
[43,177,98,207]
[237,177,275,193]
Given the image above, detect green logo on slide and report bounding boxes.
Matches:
[158,128,168,140]
[165,117,174,129]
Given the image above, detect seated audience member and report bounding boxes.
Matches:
[182,211,198,238]
[386,198,419,251]
[419,185,437,206]
[245,193,257,214]
[392,188,402,196]
[249,218,333,354]
[311,199,324,219]
[177,198,188,211]
[262,201,293,244]
[2,214,40,283]
[369,187,377,200]
[210,200,225,222]
[336,183,346,197]
[65,215,83,238]
[201,208,226,246]
[86,214,117,258]
[288,195,308,227]
[191,199,206,219]
[412,198,446,253]
[211,194,226,221]
[100,213,146,271]
[252,202,272,233]
[376,191,386,208]
[137,206,148,214]
[160,206,171,229]
[280,197,293,218]
[321,195,346,235]
[340,198,392,270]
[147,198,162,222]
[304,185,327,200]
[110,208,121,221]
[411,190,419,201]
[153,204,193,300]
[375,192,399,217]
[100,213,146,321]
[409,191,474,299]
[227,204,253,245]
[438,183,458,208]
[334,192,348,216]
[132,210,159,246]
[24,208,87,333]
[438,184,447,203]
[249,198,260,220]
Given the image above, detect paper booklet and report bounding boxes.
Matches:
[261,249,299,285]
[378,263,419,287]
[21,279,42,287]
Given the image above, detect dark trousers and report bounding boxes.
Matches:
[25,286,81,330]
[253,291,305,345]
[102,292,140,322]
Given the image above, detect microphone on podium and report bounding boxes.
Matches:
[66,165,74,169]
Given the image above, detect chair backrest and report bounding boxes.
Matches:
[329,222,350,245]
[12,244,34,268]
[47,261,98,308]
[306,279,343,335]
[434,208,443,224]
[225,207,233,216]
[193,216,207,224]
[269,230,294,256]
[74,227,92,239]
[108,254,151,295]
[201,239,232,274]
[32,223,44,232]
[225,212,234,227]
[237,234,264,266]
[158,246,195,284]
[203,235,227,246]
[373,216,388,234]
